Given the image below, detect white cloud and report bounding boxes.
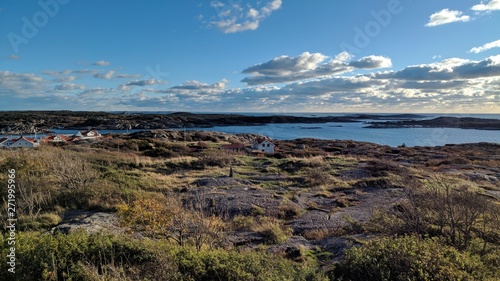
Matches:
[425,9,470,27]
[472,0,500,11]
[375,55,500,80]
[335,51,354,62]
[124,79,166,87]
[247,8,259,19]
[243,52,328,76]
[118,79,167,91]
[94,70,115,79]
[2,54,499,113]
[210,1,224,8]
[54,83,86,91]
[241,52,392,85]
[0,71,48,97]
[53,76,76,83]
[469,39,500,53]
[78,88,115,98]
[158,79,228,96]
[348,55,392,69]
[42,70,72,76]
[72,69,99,75]
[115,73,141,79]
[209,0,282,33]
[92,60,111,66]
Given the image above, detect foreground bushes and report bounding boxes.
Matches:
[0,231,326,281]
[334,235,494,281]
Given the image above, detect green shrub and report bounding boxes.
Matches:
[334,235,491,281]
[172,247,326,281]
[0,231,326,281]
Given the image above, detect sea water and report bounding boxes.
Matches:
[3,113,499,147]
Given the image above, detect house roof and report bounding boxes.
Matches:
[46,134,71,142]
[81,130,101,136]
[21,137,36,143]
[254,138,274,145]
[12,136,37,144]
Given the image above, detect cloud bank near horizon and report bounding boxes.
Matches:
[1,52,499,113]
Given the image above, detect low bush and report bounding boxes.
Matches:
[0,231,326,281]
[251,217,293,245]
[334,235,492,281]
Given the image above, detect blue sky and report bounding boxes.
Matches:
[1,0,499,113]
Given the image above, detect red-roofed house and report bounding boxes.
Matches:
[45,134,72,143]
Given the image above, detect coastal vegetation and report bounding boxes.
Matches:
[0,130,499,280]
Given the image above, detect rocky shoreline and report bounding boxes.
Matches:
[365,116,500,130]
[0,111,498,134]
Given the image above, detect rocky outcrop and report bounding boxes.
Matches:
[51,210,126,235]
[365,117,500,130]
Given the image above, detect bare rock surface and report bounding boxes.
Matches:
[52,210,125,235]
[290,188,404,234]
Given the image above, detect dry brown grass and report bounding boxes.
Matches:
[302,228,334,240]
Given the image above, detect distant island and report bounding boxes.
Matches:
[365,116,500,130]
[0,111,499,134]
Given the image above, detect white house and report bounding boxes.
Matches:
[9,137,40,148]
[0,138,11,148]
[75,130,102,140]
[252,138,276,154]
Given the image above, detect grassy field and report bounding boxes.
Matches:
[1,132,499,280]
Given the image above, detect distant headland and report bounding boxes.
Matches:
[0,111,498,134]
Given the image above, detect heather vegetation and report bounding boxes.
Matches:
[0,131,499,280]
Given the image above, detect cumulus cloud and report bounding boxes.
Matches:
[348,55,392,69]
[72,69,99,75]
[334,51,354,62]
[469,39,500,53]
[118,79,167,91]
[94,70,115,79]
[471,0,500,11]
[0,71,49,99]
[53,76,76,83]
[54,83,86,91]
[376,55,500,81]
[158,79,228,96]
[209,0,282,33]
[241,52,392,85]
[78,88,115,97]
[115,73,141,79]
[425,9,470,27]
[92,60,111,66]
[125,79,166,87]
[0,71,46,91]
[278,76,386,96]
[42,70,72,76]
[243,52,328,76]
[2,54,499,113]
